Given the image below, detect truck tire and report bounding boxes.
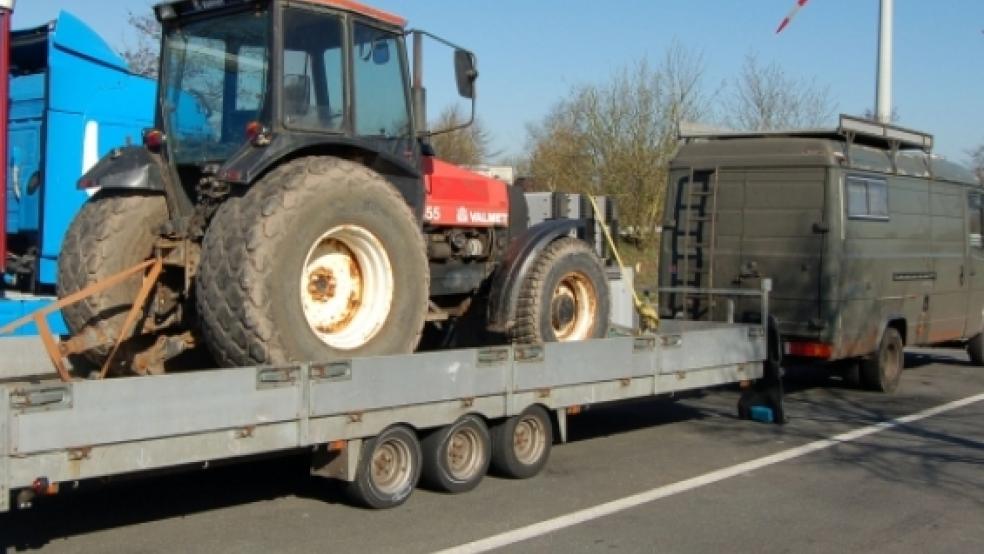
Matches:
[197,156,428,366]
[860,327,904,393]
[421,415,491,493]
[509,237,610,344]
[57,192,169,367]
[346,425,422,509]
[967,333,984,366]
[490,404,553,479]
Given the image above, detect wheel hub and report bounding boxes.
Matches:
[307,268,338,302]
[549,272,599,341]
[300,226,394,350]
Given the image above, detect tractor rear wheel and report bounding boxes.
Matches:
[196,156,429,366]
[509,237,610,344]
[57,192,170,369]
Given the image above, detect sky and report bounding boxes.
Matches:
[14,0,984,165]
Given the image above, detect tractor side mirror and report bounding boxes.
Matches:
[454,49,478,99]
[372,39,391,65]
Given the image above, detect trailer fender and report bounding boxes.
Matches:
[486,218,587,334]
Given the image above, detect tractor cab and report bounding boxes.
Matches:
[147,0,478,204]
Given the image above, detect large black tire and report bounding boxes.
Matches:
[509,237,610,344]
[197,156,429,367]
[57,192,169,366]
[489,404,553,479]
[860,327,904,393]
[346,425,422,509]
[420,415,491,494]
[967,333,984,366]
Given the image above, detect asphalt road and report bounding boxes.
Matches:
[2,347,982,553]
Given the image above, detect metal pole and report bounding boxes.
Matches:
[875,0,893,123]
[0,1,14,273]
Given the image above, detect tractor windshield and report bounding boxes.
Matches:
[161,7,270,164]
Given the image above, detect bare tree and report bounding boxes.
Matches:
[970,144,984,183]
[726,53,836,131]
[429,105,495,166]
[121,12,161,78]
[525,44,711,245]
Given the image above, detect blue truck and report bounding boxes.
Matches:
[1,11,155,336]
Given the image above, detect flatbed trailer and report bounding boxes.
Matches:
[0,282,776,513]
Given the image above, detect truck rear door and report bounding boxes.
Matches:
[734,168,826,331]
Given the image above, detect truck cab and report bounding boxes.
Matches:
[1,11,155,335]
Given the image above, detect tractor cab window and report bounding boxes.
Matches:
[353,23,412,156]
[161,7,270,164]
[282,8,344,131]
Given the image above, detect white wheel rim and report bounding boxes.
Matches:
[550,272,598,341]
[300,225,394,350]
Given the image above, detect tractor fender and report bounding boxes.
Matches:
[80,146,167,192]
[486,218,588,334]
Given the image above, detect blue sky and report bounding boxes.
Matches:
[16,1,984,164]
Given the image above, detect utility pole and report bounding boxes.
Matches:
[875,0,893,123]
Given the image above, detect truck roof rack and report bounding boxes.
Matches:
[680,114,934,153]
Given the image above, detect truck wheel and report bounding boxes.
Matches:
[421,415,491,493]
[490,405,553,479]
[346,425,422,509]
[57,192,169,367]
[197,156,429,366]
[860,328,904,393]
[509,237,610,344]
[967,333,984,366]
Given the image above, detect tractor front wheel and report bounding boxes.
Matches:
[509,237,611,344]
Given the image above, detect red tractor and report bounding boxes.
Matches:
[57,0,612,374]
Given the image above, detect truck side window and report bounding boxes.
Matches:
[846,175,889,220]
[969,193,983,249]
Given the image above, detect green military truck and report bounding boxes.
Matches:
[659,115,982,393]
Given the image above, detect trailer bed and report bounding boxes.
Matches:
[0,318,766,513]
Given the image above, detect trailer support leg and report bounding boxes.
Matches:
[738,360,786,425]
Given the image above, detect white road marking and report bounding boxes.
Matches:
[436,392,984,554]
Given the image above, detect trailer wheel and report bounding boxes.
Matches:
[490,405,553,479]
[967,333,984,366]
[197,156,429,366]
[57,192,170,368]
[421,415,491,493]
[860,327,904,393]
[509,237,610,344]
[346,425,422,509]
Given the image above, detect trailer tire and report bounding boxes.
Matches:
[860,327,904,393]
[346,425,422,509]
[967,333,984,366]
[421,415,491,493]
[57,192,169,368]
[490,405,553,479]
[197,156,428,367]
[509,237,610,344]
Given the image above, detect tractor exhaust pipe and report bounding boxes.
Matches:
[411,31,428,136]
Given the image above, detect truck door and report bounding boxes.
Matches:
[736,168,826,330]
[964,191,984,337]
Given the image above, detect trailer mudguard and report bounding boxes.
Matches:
[486,218,587,334]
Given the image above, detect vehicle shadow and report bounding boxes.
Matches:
[0,454,349,552]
